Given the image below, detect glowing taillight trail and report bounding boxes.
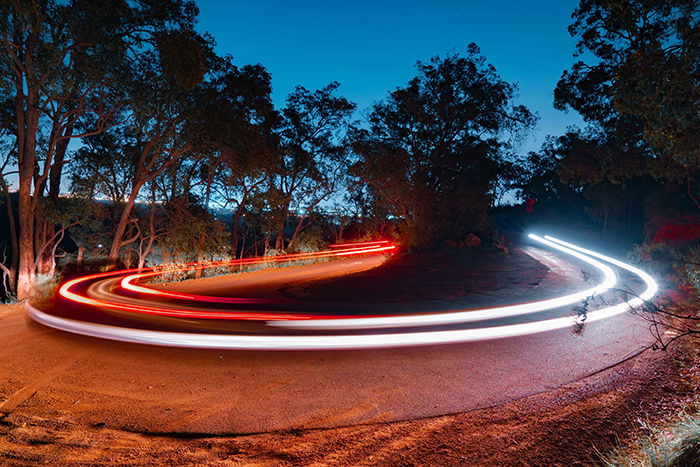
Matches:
[329,240,390,248]
[119,245,395,303]
[59,243,397,320]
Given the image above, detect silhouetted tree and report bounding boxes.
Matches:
[266,83,355,251]
[0,0,203,297]
[556,0,699,192]
[352,44,536,246]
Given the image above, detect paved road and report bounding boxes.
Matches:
[0,246,653,435]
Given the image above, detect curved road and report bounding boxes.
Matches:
[0,239,655,435]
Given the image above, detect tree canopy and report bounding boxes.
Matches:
[351,44,536,246]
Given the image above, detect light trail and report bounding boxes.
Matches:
[27,235,659,350]
[118,244,395,306]
[267,235,617,329]
[542,235,658,302]
[328,240,390,248]
[58,244,396,320]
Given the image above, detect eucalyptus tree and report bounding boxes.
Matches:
[556,0,699,192]
[73,31,212,266]
[0,96,17,293]
[267,82,355,251]
[0,0,203,297]
[200,61,278,257]
[352,45,536,246]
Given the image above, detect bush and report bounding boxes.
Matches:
[629,243,685,288]
[683,245,700,296]
[289,225,326,253]
[601,413,700,467]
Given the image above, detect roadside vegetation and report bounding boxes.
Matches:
[602,408,700,466]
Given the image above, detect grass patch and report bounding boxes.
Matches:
[601,414,700,466]
[599,350,700,467]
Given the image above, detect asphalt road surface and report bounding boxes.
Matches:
[0,243,654,435]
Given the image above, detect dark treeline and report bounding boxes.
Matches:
[0,0,698,300]
[517,0,698,241]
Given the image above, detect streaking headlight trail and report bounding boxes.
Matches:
[26,235,658,350]
[267,235,617,330]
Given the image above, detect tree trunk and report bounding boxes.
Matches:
[48,121,73,202]
[109,194,138,266]
[33,119,75,275]
[35,213,54,275]
[336,223,345,243]
[14,56,42,299]
[16,114,39,299]
[287,215,307,251]
[239,229,246,259]
[17,175,35,299]
[195,234,205,279]
[196,163,216,279]
[275,223,285,251]
[264,233,271,256]
[77,247,85,269]
[231,207,244,258]
[1,180,18,293]
[12,24,45,299]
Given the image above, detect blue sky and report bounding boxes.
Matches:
[195,0,585,154]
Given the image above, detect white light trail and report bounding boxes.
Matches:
[26,235,659,350]
[266,234,616,330]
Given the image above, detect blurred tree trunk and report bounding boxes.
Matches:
[195,161,217,279]
[1,179,18,293]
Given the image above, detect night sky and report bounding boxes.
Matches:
[195,0,585,153]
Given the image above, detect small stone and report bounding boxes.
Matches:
[465,233,481,248]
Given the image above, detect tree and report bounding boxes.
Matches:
[0,97,17,294]
[0,0,202,298]
[556,0,699,183]
[106,50,208,266]
[266,83,355,251]
[352,45,536,246]
[522,129,656,233]
[202,61,278,258]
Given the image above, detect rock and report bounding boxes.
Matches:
[465,233,481,248]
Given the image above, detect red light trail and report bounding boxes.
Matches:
[27,236,658,350]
